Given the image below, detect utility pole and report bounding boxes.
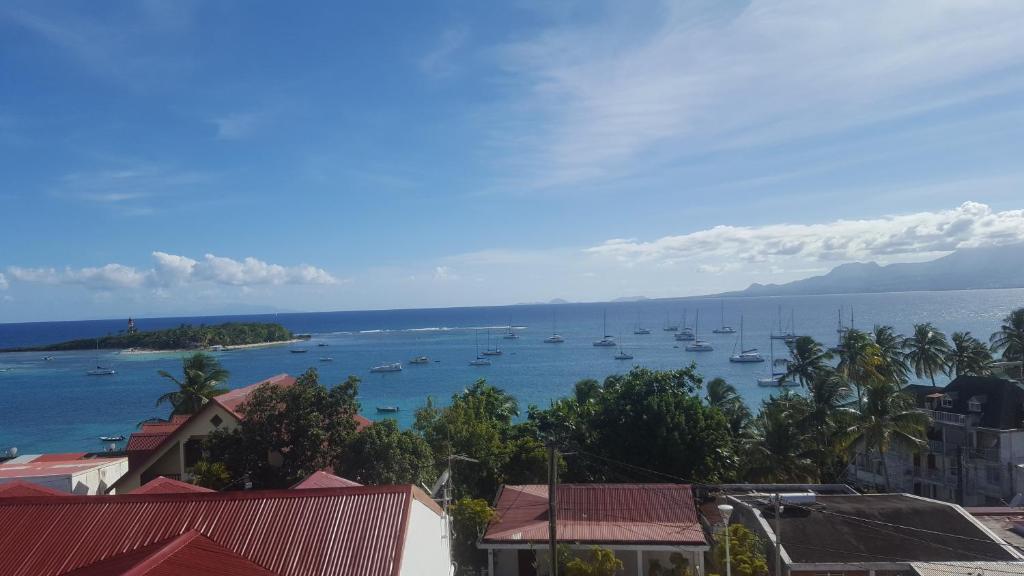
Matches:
[773,494,783,576]
[548,443,559,576]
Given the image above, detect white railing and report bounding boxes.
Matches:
[919,409,967,426]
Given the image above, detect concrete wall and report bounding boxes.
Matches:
[71,458,128,494]
[399,499,452,576]
[490,546,703,576]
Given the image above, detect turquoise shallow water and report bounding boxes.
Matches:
[1,288,1022,454]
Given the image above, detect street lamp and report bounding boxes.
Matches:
[718,504,735,576]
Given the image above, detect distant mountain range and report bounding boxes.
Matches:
[716,244,1024,297]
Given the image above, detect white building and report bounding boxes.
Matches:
[0,453,127,494]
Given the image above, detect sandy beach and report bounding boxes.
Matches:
[118,338,306,355]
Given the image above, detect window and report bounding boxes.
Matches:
[942,396,953,408]
[210,414,223,428]
[927,454,937,469]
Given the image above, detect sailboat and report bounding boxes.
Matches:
[482,330,503,356]
[633,313,651,335]
[87,340,116,376]
[757,337,793,386]
[614,333,634,360]
[593,310,616,347]
[770,306,796,340]
[829,308,846,353]
[662,312,679,332]
[729,316,764,363]
[685,310,713,351]
[503,318,519,340]
[469,330,491,366]
[712,300,736,334]
[675,309,695,341]
[544,311,565,343]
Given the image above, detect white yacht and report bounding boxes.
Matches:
[593,310,616,347]
[662,312,679,332]
[729,316,764,363]
[87,340,115,375]
[544,312,565,343]
[614,348,634,360]
[481,330,503,356]
[470,331,492,365]
[409,356,430,364]
[370,362,402,373]
[685,310,714,351]
[757,338,793,386]
[771,306,797,340]
[712,300,736,334]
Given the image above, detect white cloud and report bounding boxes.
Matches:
[6,252,339,291]
[0,273,7,290]
[419,27,468,78]
[587,202,1024,265]
[212,112,261,140]
[433,266,457,281]
[495,0,1024,187]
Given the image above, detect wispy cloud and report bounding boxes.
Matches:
[419,27,469,78]
[587,202,1024,265]
[0,273,8,290]
[491,0,1024,188]
[51,165,207,213]
[7,252,340,291]
[212,112,262,140]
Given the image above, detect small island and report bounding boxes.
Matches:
[1,322,304,353]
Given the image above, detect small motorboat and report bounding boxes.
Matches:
[319,357,334,362]
[41,356,55,361]
[370,362,402,373]
[633,327,651,335]
[481,349,503,356]
[87,366,116,376]
[318,343,329,347]
[290,349,308,354]
[614,346,634,360]
[99,435,125,442]
[544,334,565,343]
[376,406,401,413]
[409,356,430,364]
[685,341,714,352]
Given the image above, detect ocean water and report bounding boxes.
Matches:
[1,289,1022,454]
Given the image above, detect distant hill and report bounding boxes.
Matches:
[717,244,1024,297]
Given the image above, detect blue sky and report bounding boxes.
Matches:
[2,0,1024,322]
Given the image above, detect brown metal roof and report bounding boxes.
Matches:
[0,480,70,498]
[213,374,296,419]
[0,484,437,576]
[292,470,362,489]
[482,483,707,546]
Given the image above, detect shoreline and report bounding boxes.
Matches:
[118,339,305,356]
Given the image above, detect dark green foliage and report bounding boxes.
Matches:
[531,366,736,483]
[336,419,436,486]
[191,460,231,490]
[8,322,294,352]
[947,331,993,377]
[991,308,1024,381]
[204,369,361,489]
[903,322,951,386]
[564,547,624,576]
[713,524,768,576]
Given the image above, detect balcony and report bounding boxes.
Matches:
[919,409,967,426]
[927,440,945,453]
[967,447,1001,462]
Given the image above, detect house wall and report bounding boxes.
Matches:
[115,403,237,492]
[70,458,128,494]
[399,499,451,576]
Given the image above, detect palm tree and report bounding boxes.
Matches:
[156,352,230,415]
[903,323,951,386]
[836,329,884,408]
[799,370,853,482]
[947,331,993,377]
[782,336,833,388]
[706,377,751,438]
[839,381,929,492]
[743,393,818,483]
[991,308,1024,381]
[872,325,910,385]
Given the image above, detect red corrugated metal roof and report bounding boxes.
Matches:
[131,476,214,495]
[213,374,296,419]
[0,457,125,479]
[0,480,69,498]
[64,530,277,576]
[292,470,362,489]
[0,484,436,576]
[31,453,90,462]
[482,483,707,546]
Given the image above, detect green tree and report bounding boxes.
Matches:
[836,329,884,407]
[336,419,436,486]
[991,308,1024,381]
[839,381,929,491]
[191,460,231,490]
[743,393,817,483]
[449,497,495,571]
[414,380,520,498]
[565,547,624,576]
[532,366,736,484]
[903,323,951,386]
[204,369,362,488]
[782,336,832,388]
[872,325,911,384]
[156,352,230,415]
[947,331,993,377]
[714,524,768,576]
[706,378,752,439]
